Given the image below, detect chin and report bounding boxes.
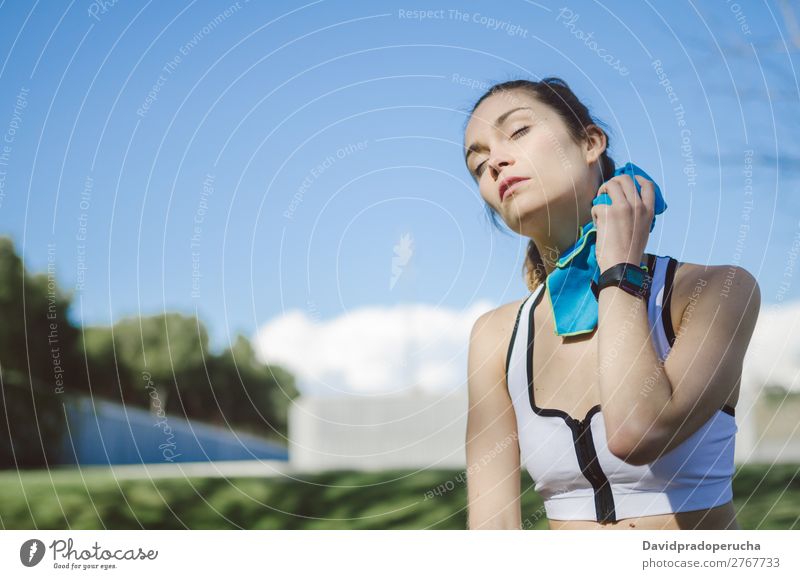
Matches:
[502,193,542,221]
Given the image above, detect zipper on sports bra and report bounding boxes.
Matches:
[567,415,617,524]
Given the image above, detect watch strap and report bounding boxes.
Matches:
[592,262,652,300]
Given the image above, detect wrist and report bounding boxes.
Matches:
[594,261,652,300]
[599,260,646,275]
[598,254,645,273]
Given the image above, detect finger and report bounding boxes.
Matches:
[591,204,601,226]
[635,175,656,219]
[635,175,655,207]
[597,180,629,208]
[616,174,641,207]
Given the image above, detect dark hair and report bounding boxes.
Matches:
[464,77,616,292]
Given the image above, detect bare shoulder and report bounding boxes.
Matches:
[471,297,528,342]
[469,296,529,376]
[669,259,760,332]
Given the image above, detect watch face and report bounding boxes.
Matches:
[625,267,644,285]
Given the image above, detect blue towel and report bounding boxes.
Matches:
[544,162,668,336]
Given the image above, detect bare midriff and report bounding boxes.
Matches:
[548,501,740,530]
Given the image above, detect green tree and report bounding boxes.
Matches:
[80,315,299,439]
[80,325,126,402]
[209,334,298,441]
[0,237,81,467]
[1,234,298,468]
[109,312,211,417]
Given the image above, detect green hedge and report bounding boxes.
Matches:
[0,464,797,529]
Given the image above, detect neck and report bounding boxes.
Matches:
[527,174,602,276]
[531,226,582,278]
[531,205,595,278]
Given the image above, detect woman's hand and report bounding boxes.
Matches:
[591,174,656,273]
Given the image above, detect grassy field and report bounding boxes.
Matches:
[0,463,797,529]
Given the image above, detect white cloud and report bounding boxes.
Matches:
[252,297,800,397]
[252,300,496,395]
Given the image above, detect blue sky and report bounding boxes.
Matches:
[0,0,797,368]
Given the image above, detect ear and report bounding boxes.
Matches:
[583,124,607,164]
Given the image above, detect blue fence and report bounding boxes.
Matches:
[58,396,288,465]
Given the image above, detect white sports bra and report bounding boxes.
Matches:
[506,253,737,523]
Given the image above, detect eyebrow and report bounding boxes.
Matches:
[464,106,533,165]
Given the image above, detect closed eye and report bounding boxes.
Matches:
[510,125,530,139]
[474,126,530,177]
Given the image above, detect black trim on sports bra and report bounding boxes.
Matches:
[526,286,601,424]
[645,252,656,273]
[505,296,529,382]
[662,257,678,348]
[567,415,617,523]
[525,286,616,522]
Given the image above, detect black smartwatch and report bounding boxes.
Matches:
[592,262,652,300]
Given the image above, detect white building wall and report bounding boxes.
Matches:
[288,390,468,472]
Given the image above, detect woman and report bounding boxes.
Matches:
[463,77,761,530]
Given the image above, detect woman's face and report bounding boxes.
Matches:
[463,90,600,237]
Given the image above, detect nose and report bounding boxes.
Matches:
[487,152,514,181]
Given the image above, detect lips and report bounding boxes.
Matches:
[499,177,530,201]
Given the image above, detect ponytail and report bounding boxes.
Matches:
[523,240,546,292]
